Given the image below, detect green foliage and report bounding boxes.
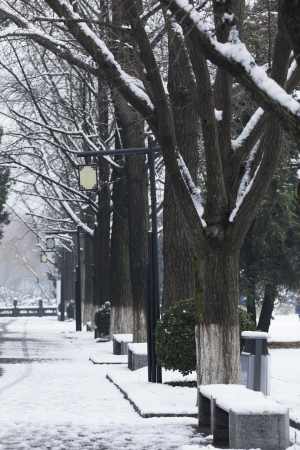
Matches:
[241,170,300,311]
[156,299,196,376]
[156,299,255,376]
[239,306,256,332]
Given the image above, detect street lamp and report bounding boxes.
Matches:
[40,252,48,263]
[76,143,162,383]
[78,164,98,191]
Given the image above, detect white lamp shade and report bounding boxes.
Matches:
[40,253,48,263]
[79,165,98,190]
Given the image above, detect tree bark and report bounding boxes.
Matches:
[126,153,148,342]
[109,165,133,334]
[81,233,94,326]
[94,76,111,310]
[257,283,277,332]
[93,159,111,308]
[163,13,201,306]
[197,247,240,384]
[111,0,148,341]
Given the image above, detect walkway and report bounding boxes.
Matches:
[0,317,202,450]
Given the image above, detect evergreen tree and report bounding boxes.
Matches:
[241,163,300,331]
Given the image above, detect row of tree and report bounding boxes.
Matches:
[0,0,299,386]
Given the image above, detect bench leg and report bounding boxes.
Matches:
[113,340,121,355]
[213,405,229,447]
[229,411,290,450]
[198,392,213,434]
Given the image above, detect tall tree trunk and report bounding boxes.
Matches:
[126,152,148,342]
[163,12,201,307]
[81,234,94,326]
[60,248,75,318]
[111,102,148,341]
[93,159,111,308]
[197,247,240,384]
[93,6,111,311]
[257,283,277,332]
[111,0,148,341]
[163,184,196,306]
[109,166,133,334]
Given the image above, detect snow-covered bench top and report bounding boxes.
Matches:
[128,343,147,355]
[199,384,288,415]
[241,331,268,339]
[112,334,133,343]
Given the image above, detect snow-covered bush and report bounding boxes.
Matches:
[156,299,256,376]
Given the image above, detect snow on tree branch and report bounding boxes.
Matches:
[229,141,261,223]
[176,154,206,228]
[163,0,300,136]
[0,3,97,75]
[232,108,264,151]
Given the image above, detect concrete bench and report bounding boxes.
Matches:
[128,343,148,371]
[198,384,289,450]
[112,334,133,355]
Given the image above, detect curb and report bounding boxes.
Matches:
[269,341,300,349]
[89,357,126,365]
[106,374,197,419]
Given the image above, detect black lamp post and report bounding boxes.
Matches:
[76,143,162,382]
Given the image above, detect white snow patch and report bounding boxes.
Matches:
[214,109,223,121]
[177,154,207,228]
[113,333,133,343]
[229,141,261,222]
[242,331,268,339]
[107,365,197,416]
[128,342,147,355]
[232,107,264,150]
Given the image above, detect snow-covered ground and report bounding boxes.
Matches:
[0,315,299,449]
[269,314,300,342]
[269,314,300,426]
[0,317,204,450]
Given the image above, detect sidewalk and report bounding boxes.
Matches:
[0,316,299,449]
[0,317,203,450]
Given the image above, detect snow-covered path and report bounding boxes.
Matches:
[0,317,201,450]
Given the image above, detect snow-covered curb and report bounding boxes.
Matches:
[106,366,197,418]
[89,340,127,364]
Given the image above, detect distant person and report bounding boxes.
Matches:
[66,301,75,319]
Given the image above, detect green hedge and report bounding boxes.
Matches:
[156,299,255,376]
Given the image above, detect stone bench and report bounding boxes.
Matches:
[112,334,133,355]
[198,384,289,450]
[128,343,148,371]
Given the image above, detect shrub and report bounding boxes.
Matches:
[156,299,256,376]
[239,306,256,332]
[156,298,197,376]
